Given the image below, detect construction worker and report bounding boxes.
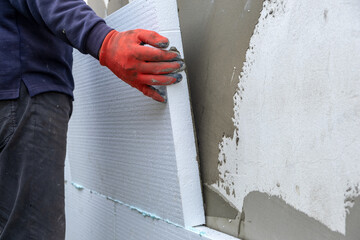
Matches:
[0,0,184,239]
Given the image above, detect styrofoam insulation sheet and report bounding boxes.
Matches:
[64,174,238,240]
[67,0,204,228]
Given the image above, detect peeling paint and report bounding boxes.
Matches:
[212,0,360,234]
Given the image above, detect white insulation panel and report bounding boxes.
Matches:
[66,0,204,229]
[64,177,237,240]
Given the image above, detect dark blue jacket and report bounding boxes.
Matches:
[0,0,112,100]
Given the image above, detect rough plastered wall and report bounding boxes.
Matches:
[181,0,360,239]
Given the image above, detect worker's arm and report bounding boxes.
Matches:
[8,0,184,102]
[8,0,110,57]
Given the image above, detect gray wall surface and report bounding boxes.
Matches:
[176,0,264,237]
[86,0,129,17]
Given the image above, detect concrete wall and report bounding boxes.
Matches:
[176,0,264,237]
[85,0,129,18]
[85,0,360,239]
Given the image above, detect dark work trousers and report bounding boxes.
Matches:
[0,82,72,240]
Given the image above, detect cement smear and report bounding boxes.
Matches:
[204,185,238,219]
[240,192,360,240]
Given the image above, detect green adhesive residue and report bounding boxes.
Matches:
[105,195,184,228]
[71,182,84,190]
[70,182,207,237]
[187,227,207,237]
[199,231,206,236]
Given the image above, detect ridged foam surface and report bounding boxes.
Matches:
[66,0,204,232]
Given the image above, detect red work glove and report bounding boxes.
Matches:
[99,29,185,103]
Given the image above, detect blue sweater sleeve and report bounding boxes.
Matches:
[8,0,113,58]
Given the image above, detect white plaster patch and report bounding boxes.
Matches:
[212,0,360,234]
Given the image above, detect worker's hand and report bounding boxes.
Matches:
[99,29,185,103]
